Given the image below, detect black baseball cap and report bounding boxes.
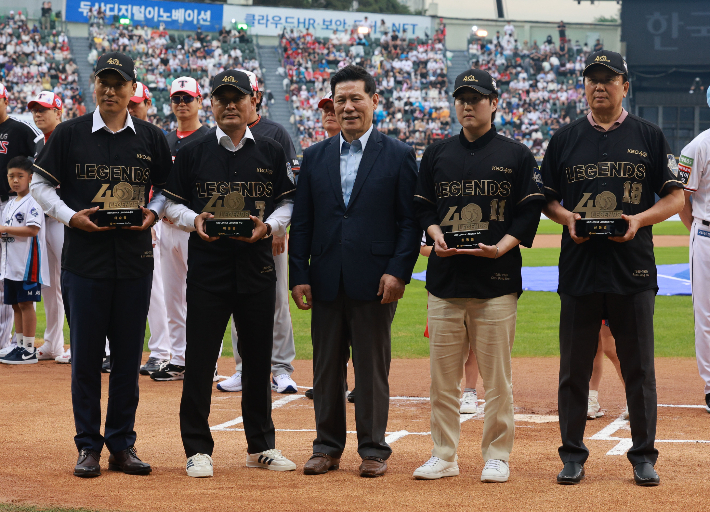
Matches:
[453,69,498,97]
[583,50,628,78]
[211,70,253,96]
[94,52,135,81]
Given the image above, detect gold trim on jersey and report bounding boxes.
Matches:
[414,194,435,204]
[163,189,188,202]
[658,179,684,192]
[33,164,60,184]
[516,192,545,205]
[274,188,296,200]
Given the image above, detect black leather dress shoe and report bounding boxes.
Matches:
[305,388,313,399]
[557,462,585,485]
[633,462,660,486]
[74,449,101,478]
[108,446,152,475]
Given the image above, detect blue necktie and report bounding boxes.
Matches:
[341,139,362,207]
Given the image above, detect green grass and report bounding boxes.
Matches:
[37,246,692,361]
[537,219,689,236]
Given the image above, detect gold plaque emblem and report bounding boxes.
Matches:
[91,182,142,209]
[461,203,483,223]
[595,191,617,211]
[113,182,134,201]
[223,191,245,211]
[107,58,122,66]
[203,191,250,219]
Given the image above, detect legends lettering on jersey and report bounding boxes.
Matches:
[75,164,151,183]
[564,162,646,183]
[196,181,274,199]
[435,180,512,198]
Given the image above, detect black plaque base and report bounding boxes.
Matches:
[204,218,254,237]
[444,230,491,249]
[575,218,627,237]
[92,208,142,227]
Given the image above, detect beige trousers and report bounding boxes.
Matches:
[428,293,517,462]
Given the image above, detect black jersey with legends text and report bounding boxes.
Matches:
[163,130,296,295]
[540,114,684,296]
[165,125,211,158]
[0,117,39,199]
[414,127,545,299]
[32,113,173,279]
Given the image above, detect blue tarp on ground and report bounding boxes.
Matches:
[411,264,691,296]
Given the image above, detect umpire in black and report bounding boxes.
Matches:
[30,52,172,477]
[162,70,297,478]
[540,50,685,486]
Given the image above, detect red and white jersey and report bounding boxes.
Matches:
[1,194,49,285]
[680,128,710,222]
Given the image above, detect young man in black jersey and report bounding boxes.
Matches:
[0,82,37,354]
[30,52,173,478]
[541,50,685,486]
[413,69,544,483]
[162,69,297,478]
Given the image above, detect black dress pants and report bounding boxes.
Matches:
[311,288,396,460]
[558,290,658,466]
[62,270,151,454]
[180,283,276,457]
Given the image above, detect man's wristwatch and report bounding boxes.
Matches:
[149,209,159,227]
[263,222,273,238]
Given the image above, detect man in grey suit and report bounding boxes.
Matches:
[289,65,420,478]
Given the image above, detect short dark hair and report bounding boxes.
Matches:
[7,156,33,174]
[330,65,376,97]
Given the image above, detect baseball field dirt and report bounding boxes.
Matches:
[1,355,707,512]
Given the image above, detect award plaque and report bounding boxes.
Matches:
[575,218,627,237]
[202,191,255,238]
[443,203,492,249]
[91,182,143,227]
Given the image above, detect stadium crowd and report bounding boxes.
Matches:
[87,22,265,131]
[279,23,452,158]
[0,11,86,120]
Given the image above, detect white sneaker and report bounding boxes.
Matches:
[622,403,629,420]
[0,343,17,357]
[186,453,213,478]
[271,373,298,394]
[216,371,242,392]
[460,390,478,414]
[37,346,59,360]
[413,456,459,480]
[55,349,71,364]
[246,449,296,471]
[587,394,604,419]
[481,459,509,483]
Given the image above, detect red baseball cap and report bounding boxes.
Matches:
[170,76,201,97]
[130,82,151,103]
[28,91,63,111]
[0,83,8,99]
[318,92,333,109]
[237,69,259,93]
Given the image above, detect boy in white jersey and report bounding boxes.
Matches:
[0,156,49,364]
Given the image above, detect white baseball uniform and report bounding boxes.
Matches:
[147,221,169,359]
[160,220,189,366]
[0,199,13,349]
[1,195,50,286]
[41,215,65,356]
[680,128,710,394]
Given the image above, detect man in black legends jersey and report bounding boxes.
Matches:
[541,50,685,487]
[162,69,297,478]
[148,76,210,381]
[413,69,545,483]
[30,52,173,479]
[220,69,300,395]
[0,82,38,353]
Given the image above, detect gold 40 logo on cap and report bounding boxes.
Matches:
[222,76,237,83]
[107,58,122,66]
[462,75,478,82]
[594,55,610,63]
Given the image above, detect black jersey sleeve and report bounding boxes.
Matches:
[271,141,296,203]
[540,135,561,201]
[32,123,68,186]
[278,130,300,173]
[150,128,173,187]
[651,130,684,197]
[163,142,194,206]
[508,148,544,247]
[413,146,439,231]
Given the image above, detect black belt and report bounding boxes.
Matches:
[703,220,710,226]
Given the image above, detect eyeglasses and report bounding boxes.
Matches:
[170,95,195,105]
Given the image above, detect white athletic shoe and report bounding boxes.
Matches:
[271,373,298,394]
[587,394,604,419]
[246,449,296,471]
[186,453,213,478]
[481,459,509,483]
[622,403,629,420]
[55,349,71,364]
[413,456,460,480]
[460,390,478,414]
[37,346,59,360]
[216,371,242,392]
[0,343,17,357]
